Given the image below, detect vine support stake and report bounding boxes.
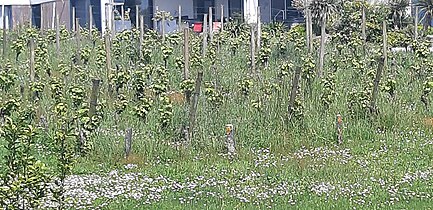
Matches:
[178,5,182,31]
[370,21,387,114]
[318,11,326,78]
[188,71,204,140]
[139,15,144,60]
[250,24,256,75]
[209,6,213,42]
[136,5,139,28]
[336,114,343,145]
[89,5,93,37]
[89,79,101,118]
[72,7,76,32]
[75,17,81,65]
[415,6,419,40]
[56,15,60,55]
[105,34,112,94]
[162,15,166,41]
[202,14,208,57]
[225,124,236,154]
[183,28,191,103]
[124,128,133,158]
[221,5,224,31]
[257,6,261,53]
[288,67,302,121]
[29,38,35,83]
[2,10,7,59]
[306,8,313,52]
[361,6,366,43]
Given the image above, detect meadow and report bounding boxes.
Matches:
[1,2,433,209]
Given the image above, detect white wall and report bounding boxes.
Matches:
[154,0,194,19]
[0,0,55,5]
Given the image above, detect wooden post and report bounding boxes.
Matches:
[184,28,191,103]
[178,5,182,31]
[257,6,261,53]
[382,20,388,70]
[318,11,326,78]
[136,5,139,28]
[75,18,81,65]
[89,79,101,118]
[72,7,76,32]
[111,4,115,37]
[336,114,343,145]
[162,16,166,41]
[370,21,387,113]
[89,5,93,35]
[361,6,366,43]
[209,7,213,42]
[305,8,311,52]
[2,10,6,59]
[124,128,133,158]
[415,6,419,40]
[202,14,208,57]
[250,25,256,74]
[30,39,35,82]
[307,9,313,51]
[105,34,112,87]
[29,6,32,27]
[139,15,144,60]
[221,5,224,31]
[41,5,44,30]
[188,71,204,138]
[56,16,60,55]
[225,124,236,154]
[288,67,302,121]
[52,1,56,29]
[153,6,158,31]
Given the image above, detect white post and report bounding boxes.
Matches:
[52,1,56,29]
[209,7,213,38]
[221,5,224,31]
[1,5,4,30]
[178,5,182,31]
[72,7,76,31]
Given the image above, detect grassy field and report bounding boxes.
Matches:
[1,7,433,209]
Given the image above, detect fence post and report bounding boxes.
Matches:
[370,21,387,114]
[188,72,204,138]
[124,128,133,158]
[139,15,144,60]
[225,124,236,154]
[2,11,7,59]
[75,18,81,65]
[184,28,191,103]
[105,34,112,94]
[136,5,139,28]
[72,7,76,32]
[221,5,224,31]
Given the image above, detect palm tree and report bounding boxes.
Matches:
[416,0,433,31]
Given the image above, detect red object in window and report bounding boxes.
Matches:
[213,22,221,32]
[193,22,203,32]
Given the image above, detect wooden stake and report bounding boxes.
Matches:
[188,71,204,138]
[336,114,343,145]
[124,128,133,158]
[178,5,182,31]
[257,6,261,53]
[415,6,419,40]
[288,67,301,121]
[89,5,93,36]
[184,28,191,103]
[318,11,326,78]
[72,7,76,32]
[2,11,7,59]
[153,6,158,30]
[105,34,112,88]
[52,1,56,29]
[370,21,387,113]
[307,9,313,51]
[29,38,35,82]
[41,5,44,30]
[221,5,224,31]
[89,79,101,118]
[75,18,81,65]
[361,6,366,43]
[202,14,208,57]
[56,16,60,55]
[225,124,236,154]
[139,15,144,60]
[209,7,213,42]
[250,25,256,74]
[136,5,139,28]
